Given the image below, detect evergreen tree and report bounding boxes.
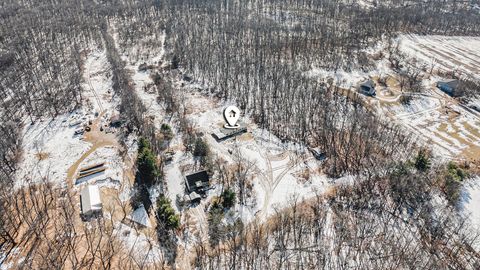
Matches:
[414,149,430,172]
[156,195,180,230]
[136,137,159,186]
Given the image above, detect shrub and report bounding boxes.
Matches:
[392,162,411,177]
[400,94,412,105]
[208,203,224,247]
[447,162,468,182]
[414,149,430,172]
[152,73,162,85]
[161,123,174,140]
[138,137,151,152]
[183,135,196,153]
[444,174,462,204]
[443,162,468,204]
[193,138,209,157]
[221,189,236,209]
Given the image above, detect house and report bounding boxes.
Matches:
[437,79,459,96]
[228,110,237,118]
[80,185,102,217]
[358,80,376,96]
[185,170,210,195]
[212,126,247,141]
[127,204,151,228]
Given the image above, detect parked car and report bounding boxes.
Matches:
[469,104,480,113]
[74,128,84,135]
[309,147,327,161]
[358,80,376,97]
[69,120,82,127]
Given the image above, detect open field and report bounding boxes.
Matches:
[400,35,480,79]
[379,89,480,161]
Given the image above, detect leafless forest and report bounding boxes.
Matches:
[1,0,480,269]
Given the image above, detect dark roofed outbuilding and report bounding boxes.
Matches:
[437,79,459,96]
[358,80,376,96]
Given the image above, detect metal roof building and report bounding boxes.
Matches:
[80,185,102,216]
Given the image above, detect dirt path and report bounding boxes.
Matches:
[66,97,118,187]
[66,141,113,187]
[254,144,301,220]
[254,144,274,220]
[87,74,104,112]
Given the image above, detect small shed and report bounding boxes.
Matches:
[437,79,459,96]
[358,80,376,96]
[80,185,102,216]
[185,170,210,195]
[127,204,151,228]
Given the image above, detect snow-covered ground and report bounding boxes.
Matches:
[382,93,480,159]
[305,39,391,89]
[164,150,188,213]
[116,223,164,265]
[258,172,328,215]
[82,49,116,113]
[388,95,441,116]
[363,35,480,160]
[130,71,167,130]
[74,146,124,188]
[0,247,22,270]
[459,176,480,251]
[460,177,480,231]
[111,26,332,223]
[305,56,391,89]
[15,112,92,187]
[399,35,480,79]
[15,49,121,187]
[111,23,167,130]
[305,68,369,89]
[305,35,480,161]
[181,90,331,222]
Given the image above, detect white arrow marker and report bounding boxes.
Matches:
[223,106,240,128]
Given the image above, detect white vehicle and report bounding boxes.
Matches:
[74,128,84,135]
[69,119,82,127]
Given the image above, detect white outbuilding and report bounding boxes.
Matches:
[127,204,151,228]
[80,185,102,216]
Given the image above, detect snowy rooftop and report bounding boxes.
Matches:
[128,204,151,228]
[81,184,102,214]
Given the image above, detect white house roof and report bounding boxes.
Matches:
[81,185,102,214]
[128,204,151,227]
